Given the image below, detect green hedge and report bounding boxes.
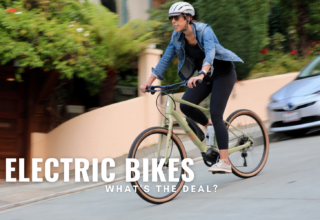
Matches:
[197,0,269,79]
[0,0,157,94]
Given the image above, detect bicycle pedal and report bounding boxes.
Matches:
[212,171,226,174]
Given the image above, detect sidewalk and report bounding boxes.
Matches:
[0,122,274,211]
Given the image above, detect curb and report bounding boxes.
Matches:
[0,177,126,212]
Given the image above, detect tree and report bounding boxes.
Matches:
[0,0,157,106]
[197,0,269,79]
[306,1,320,42]
[83,3,158,106]
[277,0,320,55]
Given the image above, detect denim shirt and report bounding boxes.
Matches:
[151,22,244,81]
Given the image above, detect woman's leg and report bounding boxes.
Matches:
[180,80,212,127]
[210,69,237,165]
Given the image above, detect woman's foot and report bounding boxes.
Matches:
[208,159,232,173]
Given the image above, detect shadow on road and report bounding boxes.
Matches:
[270,127,320,143]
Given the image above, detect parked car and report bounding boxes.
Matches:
[267,55,320,135]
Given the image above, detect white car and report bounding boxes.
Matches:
[267,55,320,134]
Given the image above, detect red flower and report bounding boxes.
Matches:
[306,50,312,54]
[261,48,268,54]
[290,50,297,55]
[5,8,18,13]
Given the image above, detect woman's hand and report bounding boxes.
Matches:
[140,75,156,93]
[187,75,204,88]
[140,82,151,93]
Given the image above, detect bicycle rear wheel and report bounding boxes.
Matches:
[128,127,187,204]
[226,109,269,178]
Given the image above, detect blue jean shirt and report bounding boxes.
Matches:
[152,22,244,81]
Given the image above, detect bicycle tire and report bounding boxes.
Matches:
[128,127,187,204]
[226,109,269,178]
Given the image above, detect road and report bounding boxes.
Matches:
[0,132,320,220]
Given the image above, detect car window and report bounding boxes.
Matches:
[297,56,320,79]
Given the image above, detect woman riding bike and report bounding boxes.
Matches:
[140,2,244,173]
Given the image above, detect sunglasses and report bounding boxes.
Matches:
[168,14,183,22]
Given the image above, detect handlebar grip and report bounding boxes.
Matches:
[146,86,156,95]
[146,86,152,92]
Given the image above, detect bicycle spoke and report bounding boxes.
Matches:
[129,128,185,201]
[226,111,268,177]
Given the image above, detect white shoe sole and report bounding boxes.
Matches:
[208,167,232,173]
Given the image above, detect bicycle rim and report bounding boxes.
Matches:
[226,110,269,178]
[128,127,187,204]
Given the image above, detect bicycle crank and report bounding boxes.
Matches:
[202,148,219,167]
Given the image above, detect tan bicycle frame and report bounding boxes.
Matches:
[157,93,253,162]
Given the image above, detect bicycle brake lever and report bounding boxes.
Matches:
[185,80,201,87]
[182,80,188,87]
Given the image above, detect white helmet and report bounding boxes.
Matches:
[169,2,195,17]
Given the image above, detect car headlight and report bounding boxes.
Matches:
[305,90,320,98]
[312,90,320,94]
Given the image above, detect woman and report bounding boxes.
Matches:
[140,2,243,173]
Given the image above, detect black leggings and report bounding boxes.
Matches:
[180,69,237,150]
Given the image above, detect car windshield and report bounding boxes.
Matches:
[296,55,320,79]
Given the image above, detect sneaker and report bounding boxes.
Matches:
[208,159,232,173]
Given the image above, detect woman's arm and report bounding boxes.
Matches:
[141,35,176,93]
[140,75,156,93]
[201,65,211,73]
[151,38,176,80]
[202,25,216,75]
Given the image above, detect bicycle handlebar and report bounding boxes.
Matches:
[146,79,202,95]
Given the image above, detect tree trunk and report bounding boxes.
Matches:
[289,41,297,52]
[296,2,309,55]
[99,68,117,107]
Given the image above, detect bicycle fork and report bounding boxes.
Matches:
[157,115,174,165]
[156,95,178,165]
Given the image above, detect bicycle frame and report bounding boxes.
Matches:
[157,93,253,162]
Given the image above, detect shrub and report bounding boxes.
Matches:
[197,0,269,79]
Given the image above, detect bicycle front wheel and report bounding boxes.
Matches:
[226,109,269,178]
[128,127,187,204]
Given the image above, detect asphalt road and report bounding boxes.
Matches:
[0,132,320,220]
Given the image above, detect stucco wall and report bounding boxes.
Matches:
[29,133,48,178]
[31,96,162,175]
[126,0,150,21]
